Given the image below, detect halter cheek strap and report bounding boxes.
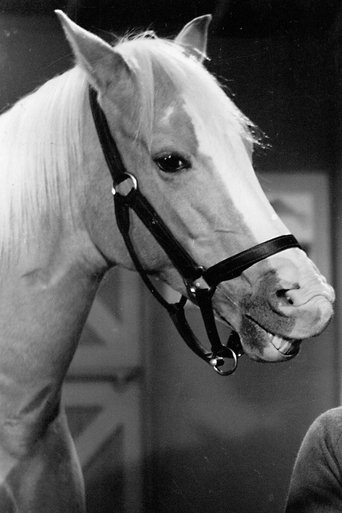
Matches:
[89,87,301,376]
[113,184,243,375]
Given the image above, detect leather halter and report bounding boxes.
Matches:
[89,87,301,376]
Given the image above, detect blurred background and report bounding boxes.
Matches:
[0,1,341,512]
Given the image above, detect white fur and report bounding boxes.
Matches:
[0,34,257,260]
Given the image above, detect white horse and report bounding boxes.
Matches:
[0,10,333,511]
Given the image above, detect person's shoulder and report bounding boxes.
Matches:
[314,407,342,427]
[308,407,342,446]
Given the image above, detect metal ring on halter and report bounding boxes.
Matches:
[210,347,239,376]
[112,173,138,197]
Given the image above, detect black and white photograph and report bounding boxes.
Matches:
[0,1,340,512]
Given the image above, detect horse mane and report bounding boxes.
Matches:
[0,66,88,261]
[0,30,260,263]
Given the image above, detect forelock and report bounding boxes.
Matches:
[114,33,262,148]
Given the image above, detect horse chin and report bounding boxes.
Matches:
[238,316,301,362]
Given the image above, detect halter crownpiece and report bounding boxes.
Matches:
[89,87,301,376]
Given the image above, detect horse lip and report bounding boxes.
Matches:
[245,314,301,357]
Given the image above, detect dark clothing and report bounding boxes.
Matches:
[285,407,342,512]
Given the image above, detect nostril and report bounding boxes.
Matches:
[286,294,294,306]
[276,289,295,306]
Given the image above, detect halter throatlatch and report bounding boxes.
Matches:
[89,87,301,376]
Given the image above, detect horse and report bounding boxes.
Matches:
[0,9,334,511]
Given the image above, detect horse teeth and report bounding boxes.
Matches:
[271,335,293,354]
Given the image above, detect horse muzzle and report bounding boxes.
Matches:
[233,256,335,362]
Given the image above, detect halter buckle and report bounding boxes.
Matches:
[187,273,215,302]
[112,173,138,197]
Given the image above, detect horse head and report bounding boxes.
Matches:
[56,11,334,366]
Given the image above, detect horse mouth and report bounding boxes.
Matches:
[267,332,301,356]
[242,315,301,359]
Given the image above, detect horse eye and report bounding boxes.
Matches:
[154,153,190,173]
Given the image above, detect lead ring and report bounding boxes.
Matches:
[212,347,238,376]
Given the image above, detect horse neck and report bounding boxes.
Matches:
[0,68,120,346]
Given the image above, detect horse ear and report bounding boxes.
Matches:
[175,15,212,63]
[55,10,131,92]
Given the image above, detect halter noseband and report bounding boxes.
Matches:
[89,87,301,376]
